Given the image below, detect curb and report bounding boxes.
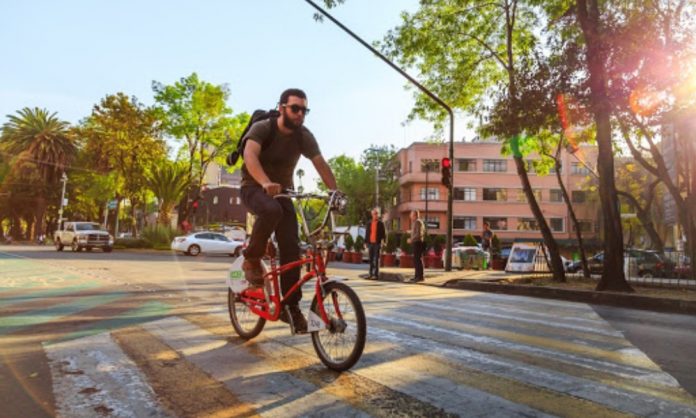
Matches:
[441,280,696,316]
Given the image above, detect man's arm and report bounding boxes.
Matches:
[311,155,337,190]
[244,140,281,195]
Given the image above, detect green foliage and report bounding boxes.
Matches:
[385,231,398,254]
[354,235,365,251]
[433,235,446,255]
[141,224,181,247]
[344,233,354,252]
[400,233,412,253]
[463,234,477,247]
[146,160,190,226]
[324,155,374,225]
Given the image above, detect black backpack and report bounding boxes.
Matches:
[226,109,303,166]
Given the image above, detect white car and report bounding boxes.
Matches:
[171,231,244,257]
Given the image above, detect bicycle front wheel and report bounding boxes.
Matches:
[228,289,266,339]
[310,281,366,371]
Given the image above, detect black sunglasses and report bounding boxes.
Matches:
[282,104,310,115]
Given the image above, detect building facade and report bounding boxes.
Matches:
[394,141,599,244]
[192,162,248,228]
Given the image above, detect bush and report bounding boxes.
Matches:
[354,235,365,252]
[344,234,354,252]
[114,238,149,249]
[463,234,478,246]
[400,233,412,253]
[385,231,398,253]
[434,235,446,255]
[141,225,182,247]
[491,234,501,256]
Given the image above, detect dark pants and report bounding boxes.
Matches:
[413,240,425,280]
[368,242,381,277]
[241,186,301,305]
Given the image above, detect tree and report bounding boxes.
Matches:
[0,107,76,239]
[152,73,247,228]
[145,160,190,227]
[361,144,399,211]
[324,155,373,225]
[372,0,567,281]
[81,93,166,236]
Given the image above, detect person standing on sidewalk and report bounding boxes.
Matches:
[365,208,386,279]
[408,210,426,282]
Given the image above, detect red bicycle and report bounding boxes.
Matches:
[227,190,366,371]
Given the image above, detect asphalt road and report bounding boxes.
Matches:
[2,245,696,417]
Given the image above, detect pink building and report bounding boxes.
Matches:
[393,140,599,244]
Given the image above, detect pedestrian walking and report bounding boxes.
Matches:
[408,210,425,282]
[365,208,386,279]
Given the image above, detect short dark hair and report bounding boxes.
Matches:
[279,88,307,105]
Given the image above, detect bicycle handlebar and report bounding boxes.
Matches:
[273,189,348,243]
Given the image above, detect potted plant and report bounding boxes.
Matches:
[381,231,398,267]
[430,235,445,268]
[490,234,506,270]
[399,233,414,268]
[344,234,354,263]
[352,235,365,263]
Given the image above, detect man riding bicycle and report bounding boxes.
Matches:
[241,88,337,332]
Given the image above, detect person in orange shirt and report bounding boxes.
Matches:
[365,208,386,280]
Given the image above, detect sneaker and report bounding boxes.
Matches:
[280,304,307,333]
[242,258,264,287]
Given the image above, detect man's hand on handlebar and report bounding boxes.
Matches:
[262,182,282,196]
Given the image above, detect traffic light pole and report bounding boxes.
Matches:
[304,0,455,270]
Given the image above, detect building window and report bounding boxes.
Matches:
[526,160,536,174]
[483,217,508,230]
[213,196,219,205]
[550,189,563,202]
[571,162,590,175]
[483,188,507,201]
[229,197,233,205]
[573,220,593,232]
[517,218,540,231]
[483,159,507,172]
[409,161,412,173]
[420,188,439,201]
[549,162,561,174]
[424,216,440,229]
[456,159,476,172]
[517,189,542,202]
[453,216,477,230]
[571,190,586,203]
[421,159,439,172]
[550,218,564,232]
[454,187,476,201]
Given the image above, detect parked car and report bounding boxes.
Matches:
[567,249,675,278]
[54,221,113,253]
[171,232,244,256]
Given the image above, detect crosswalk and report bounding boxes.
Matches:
[3,251,696,417]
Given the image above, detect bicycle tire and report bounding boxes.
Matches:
[228,289,266,339]
[310,281,366,371]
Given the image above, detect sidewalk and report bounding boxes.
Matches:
[329,261,696,316]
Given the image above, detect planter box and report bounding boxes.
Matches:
[491,258,506,270]
[400,254,414,268]
[327,250,336,262]
[382,253,396,267]
[428,255,444,269]
[351,251,363,264]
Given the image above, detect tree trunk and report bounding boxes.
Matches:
[554,146,590,278]
[577,0,631,292]
[616,184,664,253]
[514,156,567,281]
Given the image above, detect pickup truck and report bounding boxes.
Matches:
[54,222,114,252]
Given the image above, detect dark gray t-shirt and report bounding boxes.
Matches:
[241,119,321,189]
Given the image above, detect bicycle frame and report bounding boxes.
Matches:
[236,190,348,327]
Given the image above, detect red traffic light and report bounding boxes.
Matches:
[441,157,451,168]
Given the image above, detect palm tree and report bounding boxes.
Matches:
[146,161,190,227]
[1,107,76,239]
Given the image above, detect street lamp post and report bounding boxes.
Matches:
[375,167,380,209]
[58,172,68,227]
[305,0,455,271]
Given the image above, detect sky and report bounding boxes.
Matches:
[1,0,471,191]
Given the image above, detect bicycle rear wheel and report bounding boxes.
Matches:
[310,281,366,371]
[228,289,266,339]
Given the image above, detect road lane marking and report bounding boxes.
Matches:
[44,332,171,418]
[0,282,102,310]
[112,326,260,418]
[0,293,126,336]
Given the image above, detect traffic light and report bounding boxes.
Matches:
[441,157,452,188]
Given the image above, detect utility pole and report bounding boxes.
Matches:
[305,0,455,270]
[58,172,68,227]
[375,167,380,209]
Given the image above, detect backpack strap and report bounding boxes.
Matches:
[262,115,304,153]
